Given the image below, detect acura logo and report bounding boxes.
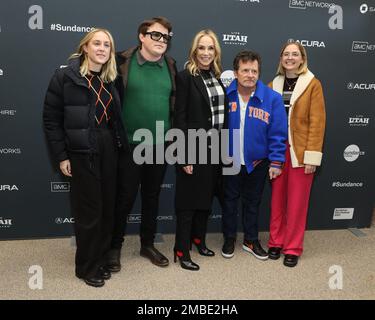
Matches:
[55,217,63,224]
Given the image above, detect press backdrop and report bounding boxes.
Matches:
[0,0,374,239]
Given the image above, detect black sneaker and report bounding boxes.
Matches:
[284,254,299,267]
[268,247,282,260]
[242,240,269,260]
[221,238,236,259]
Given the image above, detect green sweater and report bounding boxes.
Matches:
[122,54,171,144]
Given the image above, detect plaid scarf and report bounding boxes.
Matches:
[200,70,225,130]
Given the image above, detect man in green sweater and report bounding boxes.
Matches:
[107,17,177,272]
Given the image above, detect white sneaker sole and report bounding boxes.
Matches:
[221,251,234,259]
[242,245,269,260]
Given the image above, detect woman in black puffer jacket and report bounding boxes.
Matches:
[43,28,128,288]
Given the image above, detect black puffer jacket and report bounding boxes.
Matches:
[43,58,129,162]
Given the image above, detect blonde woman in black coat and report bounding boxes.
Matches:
[173,29,227,270]
[43,28,128,287]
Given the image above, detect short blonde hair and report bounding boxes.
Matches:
[69,28,117,83]
[186,29,222,78]
[276,40,308,76]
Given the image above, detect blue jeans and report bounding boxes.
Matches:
[222,161,268,241]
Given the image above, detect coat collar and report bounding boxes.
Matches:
[64,57,87,87]
[64,57,115,90]
[227,79,266,103]
[272,70,315,105]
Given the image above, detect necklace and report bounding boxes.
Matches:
[285,77,298,90]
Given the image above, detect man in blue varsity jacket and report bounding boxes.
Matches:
[221,50,287,260]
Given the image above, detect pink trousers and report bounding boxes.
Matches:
[268,149,314,256]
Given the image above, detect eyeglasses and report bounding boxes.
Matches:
[145,31,172,44]
[283,52,301,58]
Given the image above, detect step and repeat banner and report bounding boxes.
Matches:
[0,0,374,239]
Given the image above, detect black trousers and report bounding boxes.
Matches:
[111,144,167,248]
[222,161,269,241]
[70,128,117,278]
[174,209,210,256]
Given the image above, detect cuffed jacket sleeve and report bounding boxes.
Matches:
[268,93,288,164]
[303,79,326,166]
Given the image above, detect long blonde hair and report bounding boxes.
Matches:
[69,28,117,83]
[186,29,222,78]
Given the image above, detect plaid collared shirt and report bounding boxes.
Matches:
[200,70,225,130]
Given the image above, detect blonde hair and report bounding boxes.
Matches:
[186,29,222,78]
[69,28,117,83]
[276,40,308,76]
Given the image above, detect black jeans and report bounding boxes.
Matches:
[222,161,268,241]
[70,128,117,278]
[111,144,167,248]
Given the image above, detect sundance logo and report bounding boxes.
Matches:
[51,182,70,192]
[0,185,19,191]
[349,116,370,127]
[352,41,375,53]
[288,39,325,48]
[220,70,235,88]
[127,214,141,224]
[343,145,365,162]
[347,82,375,90]
[55,217,74,224]
[222,32,248,46]
[289,0,335,9]
[333,208,354,220]
[50,24,94,33]
[0,217,13,228]
[0,148,21,154]
[332,181,364,188]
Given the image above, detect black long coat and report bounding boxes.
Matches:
[174,69,228,210]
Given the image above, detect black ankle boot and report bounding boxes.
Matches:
[191,238,215,257]
[174,250,200,271]
[106,248,121,273]
[99,266,111,280]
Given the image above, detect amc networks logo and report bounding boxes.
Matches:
[51,182,70,192]
[352,41,375,53]
[127,214,142,224]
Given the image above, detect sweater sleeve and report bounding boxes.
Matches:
[43,69,68,162]
[268,93,288,164]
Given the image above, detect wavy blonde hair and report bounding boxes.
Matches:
[69,28,117,83]
[276,40,308,76]
[186,29,222,78]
